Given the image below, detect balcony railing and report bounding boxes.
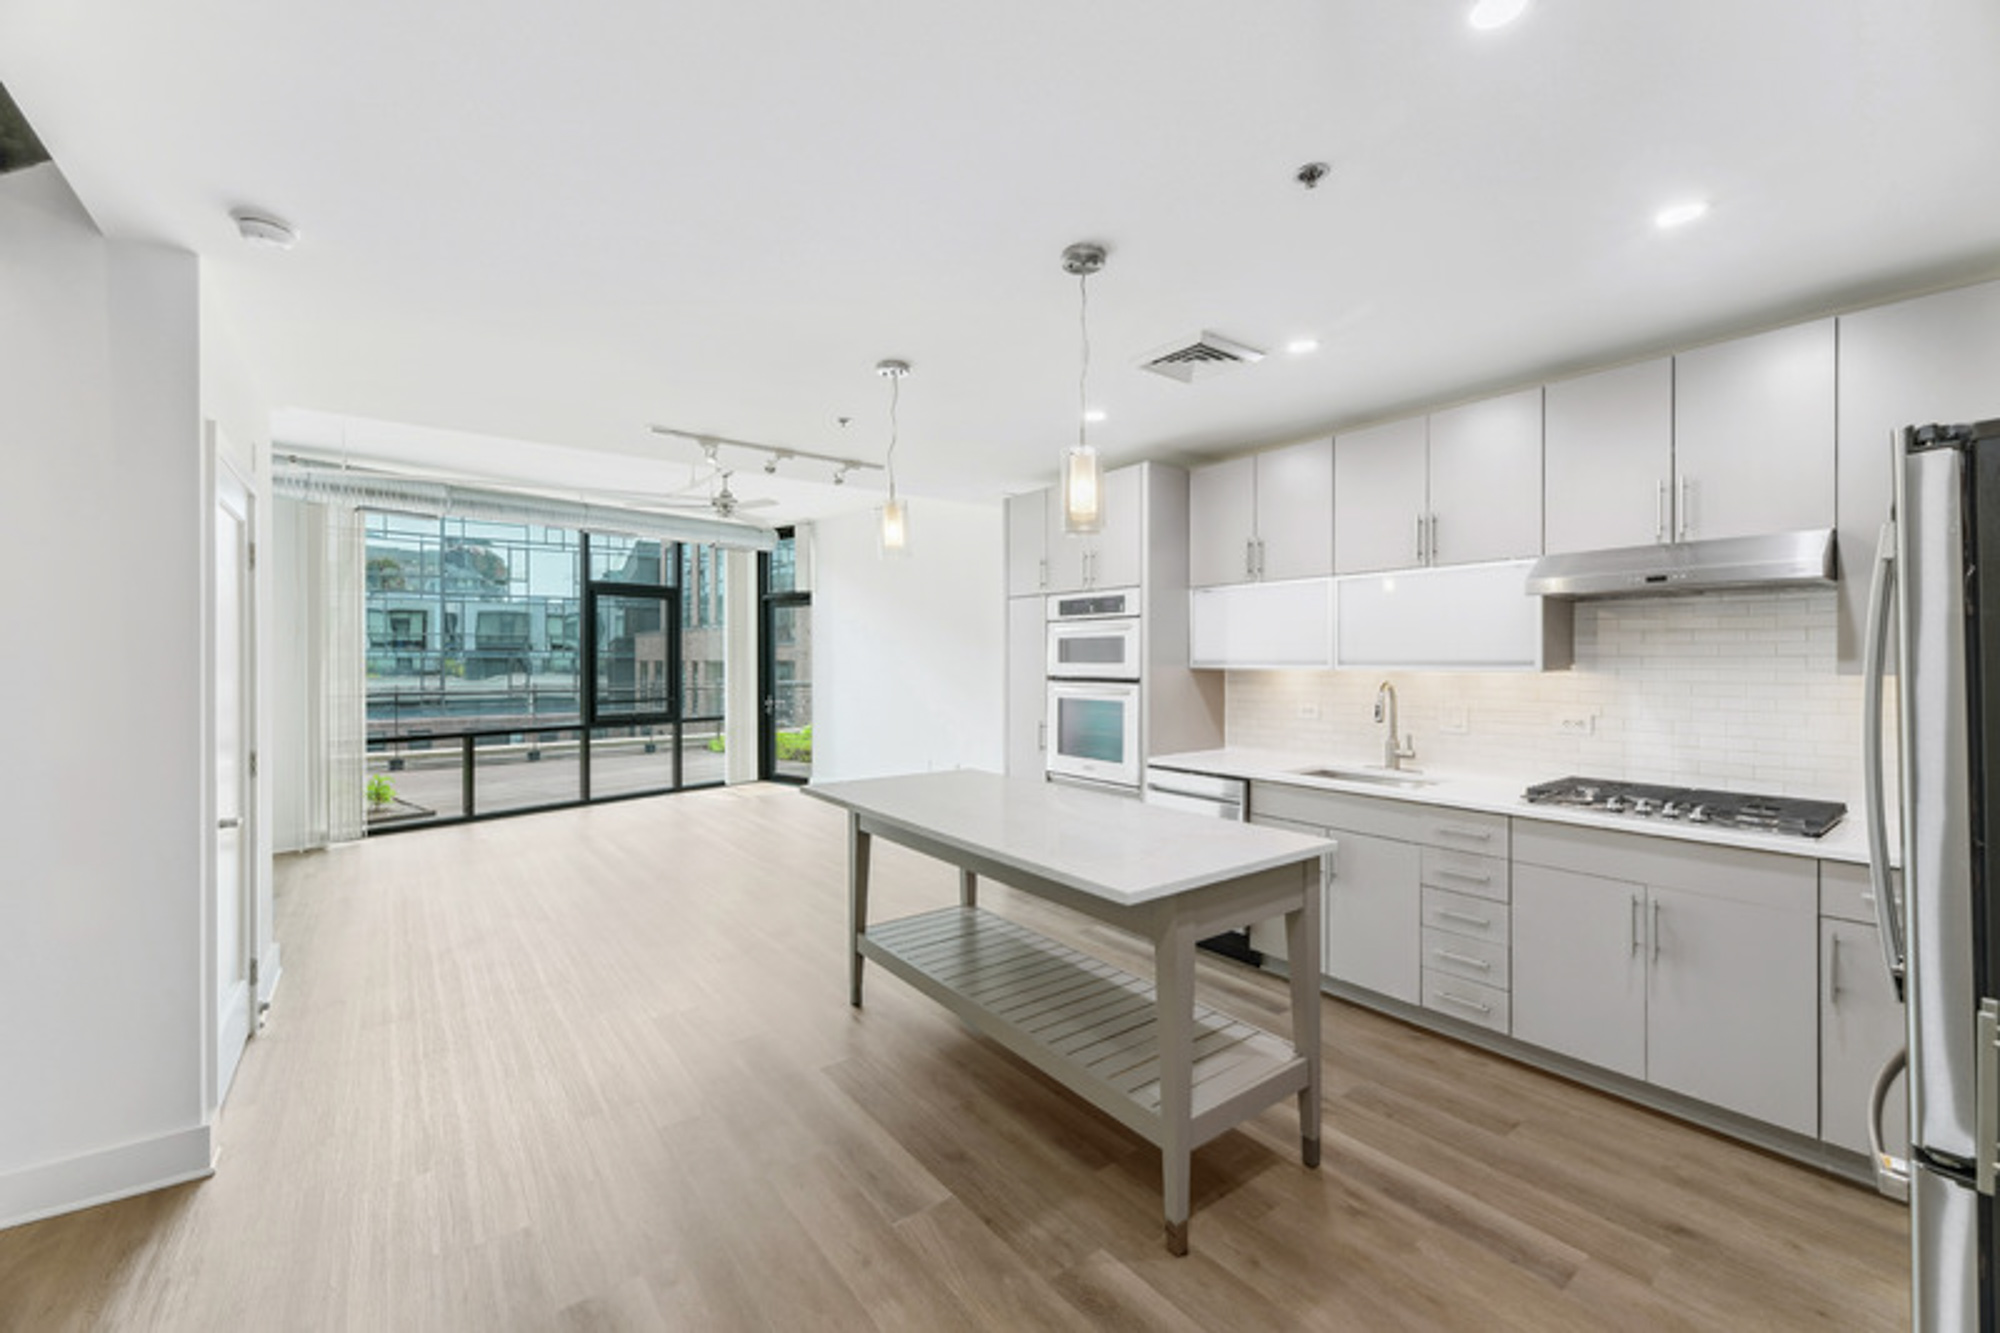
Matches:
[364,716,725,832]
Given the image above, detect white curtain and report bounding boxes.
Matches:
[322,505,367,843]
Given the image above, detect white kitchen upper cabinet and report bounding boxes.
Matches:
[1511,863,1647,1080]
[1426,388,1543,566]
[1334,416,1428,574]
[1256,438,1336,581]
[1005,596,1046,778]
[1045,465,1142,592]
[1836,279,2000,671]
[1673,319,1836,542]
[1189,440,1334,587]
[1544,357,1674,554]
[1189,579,1335,669]
[1005,488,1050,597]
[1188,455,1258,587]
[1646,884,1817,1136]
[1334,560,1570,671]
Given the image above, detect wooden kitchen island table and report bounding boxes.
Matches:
[805,770,1333,1255]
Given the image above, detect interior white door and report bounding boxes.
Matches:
[213,453,255,1105]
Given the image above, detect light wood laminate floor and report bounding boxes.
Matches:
[0,783,1909,1330]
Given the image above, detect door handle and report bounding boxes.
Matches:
[1862,517,1905,996]
[217,816,241,830]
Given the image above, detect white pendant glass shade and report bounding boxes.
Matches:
[879,496,910,555]
[1061,444,1103,534]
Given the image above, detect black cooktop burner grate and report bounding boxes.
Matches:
[1523,776,1846,838]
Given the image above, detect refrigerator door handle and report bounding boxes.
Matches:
[1981,1001,2000,1197]
[1862,517,1906,996]
[1868,1045,1911,1202]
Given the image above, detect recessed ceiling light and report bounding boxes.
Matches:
[1654,199,1711,230]
[1083,409,1108,424]
[1285,338,1321,356]
[230,209,298,250]
[1468,0,1529,30]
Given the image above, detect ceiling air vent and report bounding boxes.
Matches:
[1137,331,1265,384]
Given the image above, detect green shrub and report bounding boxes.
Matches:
[365,774,396,807]
[776,726,813,762]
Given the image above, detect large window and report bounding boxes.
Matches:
[362,517,730,830]
[759,529,811,782]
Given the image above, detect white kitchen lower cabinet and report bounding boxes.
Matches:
[1511,823,1818,1136]
[1646,884,1816,1133]
[1512,863,1646,1080]
[1324,828,1421,1005]
[1819,861,1909,1158]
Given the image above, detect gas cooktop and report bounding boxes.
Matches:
[1522,776,1847,839]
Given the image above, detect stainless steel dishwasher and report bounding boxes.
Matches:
[1143,765,1262,965]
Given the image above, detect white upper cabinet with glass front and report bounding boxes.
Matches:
[1672,318,1836,541]
[1544,357,1675,554]
[1188,439,1334,587]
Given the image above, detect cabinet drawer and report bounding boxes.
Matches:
[1418,808,1510,856]
[1423,927,1510,988]
[1421,887,1510,943]
[1420,846,1509,901]
[1820,860,1896,926]
[1423,972,1511,1034]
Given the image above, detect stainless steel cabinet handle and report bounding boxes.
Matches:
[217,816,242,830]
[1630,894,1643,956]
[1652,900,1663,962]
[1655,479,1668,544]
[1828,933,1842,1001]
[1434,825,1493,843]
[1039,557,1048,589]
[1436,867,1493,884]
[1415,512,1426,564]
[1433,948,1492,971]
[1437,908,1492,929]
[1246,539,1257,579]
[1677,474,1691,541]
[1037,721,1046,752]
[1436,990,1493,1016]
[1980,1001,2000,1196]
[1256,538,1266,578]
[1427,513,1438,565]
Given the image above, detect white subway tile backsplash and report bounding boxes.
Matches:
[1223,587,1864,804]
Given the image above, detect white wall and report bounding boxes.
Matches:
[812,501,1005,781]
[0,164,211,1225]
[1226,587,1863,803]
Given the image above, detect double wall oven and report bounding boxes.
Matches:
[1045,588,1143,790]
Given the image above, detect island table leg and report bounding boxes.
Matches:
[1286,860,1324,1167]
[958,868,977,908]
[849,815,872,1007]
[1154,918,1198,1255]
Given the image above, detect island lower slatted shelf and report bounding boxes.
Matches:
[861,906,1310,1149]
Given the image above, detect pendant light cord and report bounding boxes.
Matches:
[885,371,900,502]
[1077,270,1091,451]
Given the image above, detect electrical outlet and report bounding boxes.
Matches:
[1555,707,1598,737]
[1438,705,1469,734]
[1296,703,1321,720]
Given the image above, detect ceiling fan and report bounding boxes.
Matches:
[648,466,776,521]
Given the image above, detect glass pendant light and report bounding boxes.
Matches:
[1061,242,1106,535]
[876,358,911,556]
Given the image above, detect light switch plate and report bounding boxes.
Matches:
[1555,707,1598,737]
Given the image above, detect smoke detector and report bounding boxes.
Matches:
[231,209,298,250]
[1136,331,1266,384]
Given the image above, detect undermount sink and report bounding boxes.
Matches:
[1291,765,1436,789]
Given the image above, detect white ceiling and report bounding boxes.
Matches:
[6,0,1999,526]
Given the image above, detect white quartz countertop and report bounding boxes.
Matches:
[804,769,1335,907]
[1147,747,1879,866]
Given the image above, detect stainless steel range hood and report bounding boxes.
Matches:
[1524,528,1836,599]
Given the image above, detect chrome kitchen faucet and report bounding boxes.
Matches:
[1374,681,1417,772]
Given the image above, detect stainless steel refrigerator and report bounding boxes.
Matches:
[1866,418,2000,1330]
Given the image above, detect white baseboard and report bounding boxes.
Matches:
[257,943,283,1009]
[0,1125,213,1231]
